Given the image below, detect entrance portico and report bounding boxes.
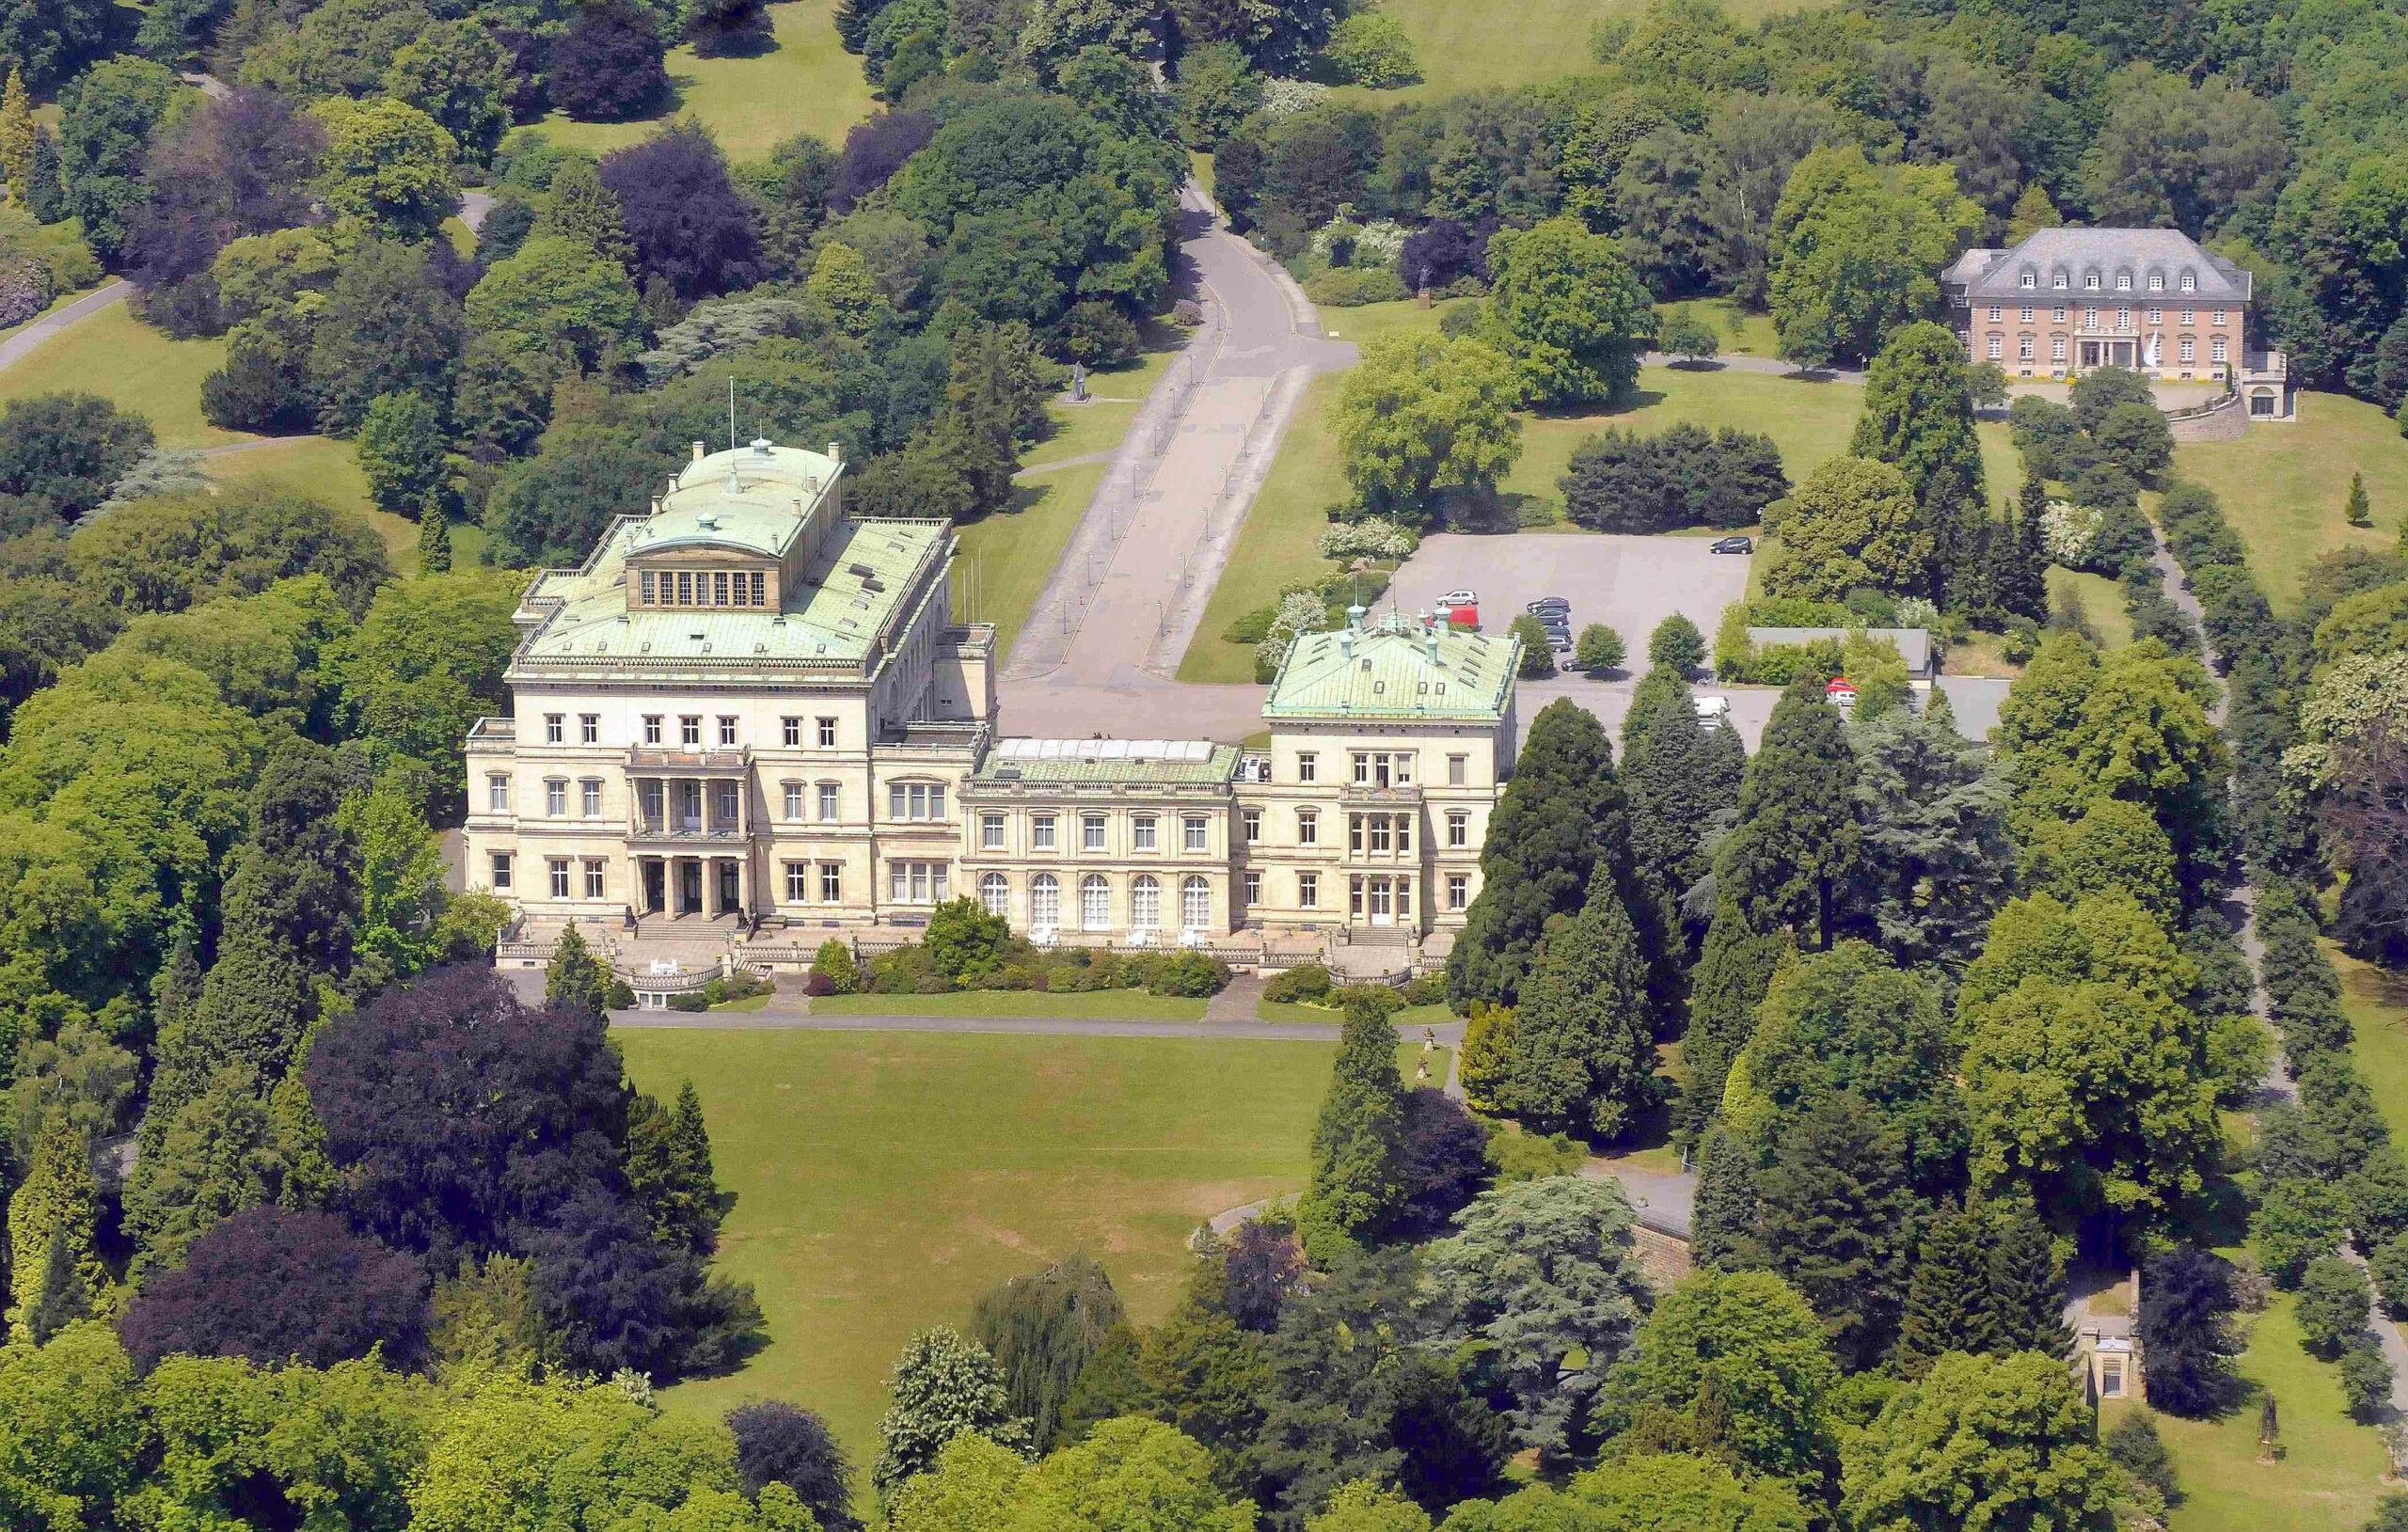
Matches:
[635,853,752,917]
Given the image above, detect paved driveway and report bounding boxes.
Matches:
[1387,532,1752,661]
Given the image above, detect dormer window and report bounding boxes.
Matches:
[2115,271,2131,291]
[2053,272,2068,290]
[2179,270,2196,292]
[2020,271,2036,289]
[634,565,769,609]
[2148,272,2163,291]
[2085,272,2100,290]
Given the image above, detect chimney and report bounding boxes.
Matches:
[690,441,706,465]
[828,440,844,464]
[1339,627,1354,659]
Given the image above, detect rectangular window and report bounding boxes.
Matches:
[1352,752,1370,784]
[1447,811,1467,847]
[718,716,737,747]
[1298,811,1317,845]
[2083,307,2099,328]
[817,717,838,748]
[581,780,602,817]
[981,813,1005,850]
[1082,813,1106,852]
[2212,338,2227,363]
[584,859,605,899]
[2085,274,2099,290]
[675,571,693,606]
[2053,273,2067,289]
[2181,273,2196,292]
[1298,872,1319,908]
[818,783,839,822]
[784,783,804,819]
[2180,308,2194,324]
[545,713,563,744]
[1296,752,1317,783]
[1133,815,1156,851]
[641,570,657,604]
[1396,818,1412,853]
[713,782,738,824]
[785,862,808,902]
[2178,338,2194,363]
[2116,273,2131,291]
[680,717,701,747]
[2053,305,2067,323]
[2019,305,2034,323]
[2149,273,2164,291]
[643,715,662,745]
[2211,309,2226,326]
[1350,816,1364,854]
[546,780,567,816]
[1033,814,1056,851]
[580,714,599,744]
[783,717,801,747]
[490,852,512,889]
[1393,753,1412,784]
[2147,308,2162,324]
[2117,307,2132,332]
[1987,335,2002,359]
[487,774,509,813]
[888,784,904,819]
[820,862,842,902]
[887,861,949,904]
[1987,305,2002,322]
[1448,873,1468,910]
[2051,337,2067,362]
[713,572,730,607]
[749,571,766,607]
[1448,753,1467,786]
[548,859,570,898]
[1370,817,1391,853]
[1243,870,1260,908]
[2018,336,2035,361]
[1183,815,1207,852]
[1243,809,1260,844]
[2019,273,2034,289]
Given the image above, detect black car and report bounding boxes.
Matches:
[1526,595,1571,616]
[1710,535,1753,554]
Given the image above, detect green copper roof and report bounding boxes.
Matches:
[625,440,845,560]
[1264,616,1514,721]
[970,738,1241,785]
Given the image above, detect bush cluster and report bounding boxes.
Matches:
[866,940,1231,1000]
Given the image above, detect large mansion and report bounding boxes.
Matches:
[462,441,1517,971]
[1943,227,2294,419]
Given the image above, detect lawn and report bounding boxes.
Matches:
[2342,946,2408,1145]
[1323,0,1828,106]
[2047,566,2133,648]
[956,460,1106,659]
[534,0,879,163]
[1658,298,1781,359]
[2121,1292,2393,1532]
[612,1028,1333,1465]
[1023,336,1184,470]
[0,304,241,447]
[2174,390,2408,614]
[809,988,1210,1021]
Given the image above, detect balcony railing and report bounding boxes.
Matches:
[467,716,516,746]
[628,816,749,842]
[1340,783,1423,804]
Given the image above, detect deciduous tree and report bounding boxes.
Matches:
[1840,1351,2117,1532]
[1481,217,1656,407]
[1760,455,1931,601]
[1331,334,1523,520]
[874,1326,1031,1500]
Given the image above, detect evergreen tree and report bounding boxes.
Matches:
[1988,1200,2074,1358]
[25,128,65,224]
[0,69,32,206]
[1499,861,1659,1140]
[1690,1128,1761,1273]
[1449,700,1678,1024]
[1715,680,1867,950]
[6,1116,103,1338]
[419,503,453,572]
[531,155,634,263]
[943,324,1039,517]
[150,907,204,1041]
[1676,891,1788,1146]
[2000,472,2052,623]
[625,1084,722,1260]
[1307,1000,1409,1240]
[873,1326,1031,1501]
[547,920,612,1017]
[1849,320,1986,518]
[1894,1202,1998,1377]
[24,1229,89,1345]
[1849,703,2014,973]
[1623,668,1742,925]
[144,860,310,1161]
[1746,1092,1916,1372]
[2346,471,2372,528]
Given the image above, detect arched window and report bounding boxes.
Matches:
[1181,877,1210,931]
[1082,875,1109,929]
[1031,874,1059,927]
[1132,875,1160,928]
[980,873,1009,919]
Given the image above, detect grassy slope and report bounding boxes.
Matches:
[0,305,240,447]
[2343,947,2408,1145]
[535,0,879,162]
[2174,391,2408,615]
[955,462,1106,659]
[614,1029,1330,1461]
[809,988,1209,1020]
[2129,1294,2392,1532]
[2046,566,2133,648]
[1325,0,1827,106]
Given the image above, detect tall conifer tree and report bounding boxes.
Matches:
[1895,1202,1998,1377]
[1988,1200,2075,1358]
[1715,680,1867,950]
[1307,1000,1409,1240]
[1746,1092,1916,1372]
[1678,891,1788,1145]
[1501,861,1660,1139]
[1690,1128,1762,1273]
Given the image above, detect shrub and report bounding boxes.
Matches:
[668,990,711,1012]
[810,939,860,994]
[1063,300,1138,367]
[1148,951,1230,998]
[1483,1122,1586,1183]
[1334,984,1406,1020]
[2341,1336,2394,1422]
[1302,265,1408,307]
[1264,964,1335,1004]
[0,250,50,328]
[1316,516,1416,561]
[1649,613,1706,674]
[868,943,952,994]
[2371,1232,2408,1318]
[1575,622,1624,673]
[1399,973,1446,1006]
[2256,1177,2349,1287]
[1437,300,1485,338]
[2102,1411,2178,1504]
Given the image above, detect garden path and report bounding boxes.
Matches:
[0,280,131,373]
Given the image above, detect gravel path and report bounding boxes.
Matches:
[0,280,132,372]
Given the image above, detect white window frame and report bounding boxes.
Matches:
[487,774,510,813]
[580,714,599,744]
[818,782,839,822]
[1181,877,1210,931]
[1133,815,1157,851]
[548,859,570,898]
[581,779,602,817]
[1082,813,1106,852]
[1033,814,1056,851]
[1299,871,1319,908]
[1182,814,1208,853]
[545,713,563,744]
[1448,873,1468,910]
[786,862,809,902]
[981,813,1006,850]
[1081,875,1109,929]
[545,779,567,816]
[1031,874,1059,926]
[1133,875,1159,927]
[490,852,512,889]
[584,859,606,899]
[784,782,805,819]
[980,872,1009,917]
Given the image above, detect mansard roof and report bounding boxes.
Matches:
[1949,228,2250,304]
[1264,613,1515,723]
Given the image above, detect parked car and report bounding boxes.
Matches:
[1440,588,1479,606]
[1694,694,1733,727]
[1526,595,1571,616]
[1710,535,1753,554]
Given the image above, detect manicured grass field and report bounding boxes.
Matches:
[1023,339,1184,470]
[810,987,1211,1020]
[535,0,879,163]
[0,304,241,447]
[612,1028,1333,1462]
[955,460,1106,659]
[2174,390,2408,614]
[1658,298,1781,358]
[1323,0,1828,106]
[2118,1293,2392,1532]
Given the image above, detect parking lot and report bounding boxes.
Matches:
[1387,531,1753,660]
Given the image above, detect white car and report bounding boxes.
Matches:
[1438,588,1478,607]
[1693,695,1732,728]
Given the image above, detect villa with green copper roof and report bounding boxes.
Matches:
[464,447,1521,984]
